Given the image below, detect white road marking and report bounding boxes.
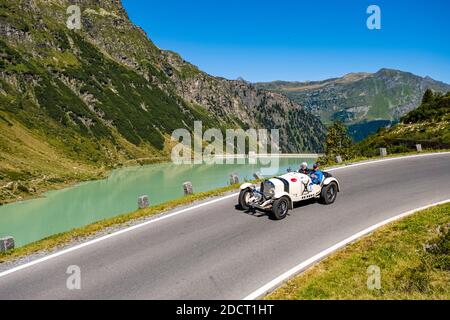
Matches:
[0,192,239,279]
[0,152,449,280]
[242,198,450,300]
[326,151,450,172]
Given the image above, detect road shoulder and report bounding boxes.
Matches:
[265,202,450,300]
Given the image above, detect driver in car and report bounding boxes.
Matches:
[299,162,311,175]
[310,163,324,185]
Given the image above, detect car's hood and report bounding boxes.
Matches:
[274,172,309,181]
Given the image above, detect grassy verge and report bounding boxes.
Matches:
[0,183,247,264]
[266,202,450,300]
[325,148,450,169]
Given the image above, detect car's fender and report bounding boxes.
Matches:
[323,177,340,191]
[273,191,294,209]
[240,183,253,191]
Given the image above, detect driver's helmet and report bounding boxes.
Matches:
[301,162,308,169]
[313,163,319,170]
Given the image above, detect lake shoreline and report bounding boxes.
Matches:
[0,174,106,207]
[0,157,168,206]
[0,153,322,207]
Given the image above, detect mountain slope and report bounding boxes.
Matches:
[0,0,325,204]
[353,90,450,157]
[256,69,450,140]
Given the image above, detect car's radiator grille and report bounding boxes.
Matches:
[263,181,274,197]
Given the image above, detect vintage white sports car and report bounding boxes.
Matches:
[238,170,340,220]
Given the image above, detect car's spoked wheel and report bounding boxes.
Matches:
[238,189,252,210]
[321,182,338,205]
[278,201,288,215]
[272,196,289,220]
[326,184,336,202]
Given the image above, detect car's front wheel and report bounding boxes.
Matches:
[272,196,290,220]
[320,182,338,205]
[238,189,252,210]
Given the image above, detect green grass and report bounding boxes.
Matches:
[337,148,449,166]
[367,94,390,120]
[351,91,450,157]
[0,182,254,263]
[352,123,450,158]
[266,202,450,300]
[0,115,115,205]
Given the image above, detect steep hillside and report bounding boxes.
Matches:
[353,90,450,157]
[0,0,325,203]
[256,69,450,140]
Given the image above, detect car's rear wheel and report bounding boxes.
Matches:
[320,182,338,205]
[238,189,252,210]
[272,196,290,220]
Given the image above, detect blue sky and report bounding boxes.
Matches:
[122,0,450,83]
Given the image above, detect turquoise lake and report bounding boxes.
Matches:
[0,157,316,247]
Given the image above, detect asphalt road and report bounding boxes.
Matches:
[0,153,449,300]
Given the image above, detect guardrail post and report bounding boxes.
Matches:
[138,195,150,209]
[230,174,239,185]
[253,172,263,180]
[0,236,14,252]
[379,148,387,157]
[416,144,422,152]
[183,181,193,195]
[335,155,343,164]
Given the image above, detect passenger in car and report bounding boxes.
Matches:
[310,163,324,185]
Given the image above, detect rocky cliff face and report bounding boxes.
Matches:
[0,0,325,155]
[163,51,324,152]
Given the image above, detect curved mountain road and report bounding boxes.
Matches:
[0,153,449,300]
